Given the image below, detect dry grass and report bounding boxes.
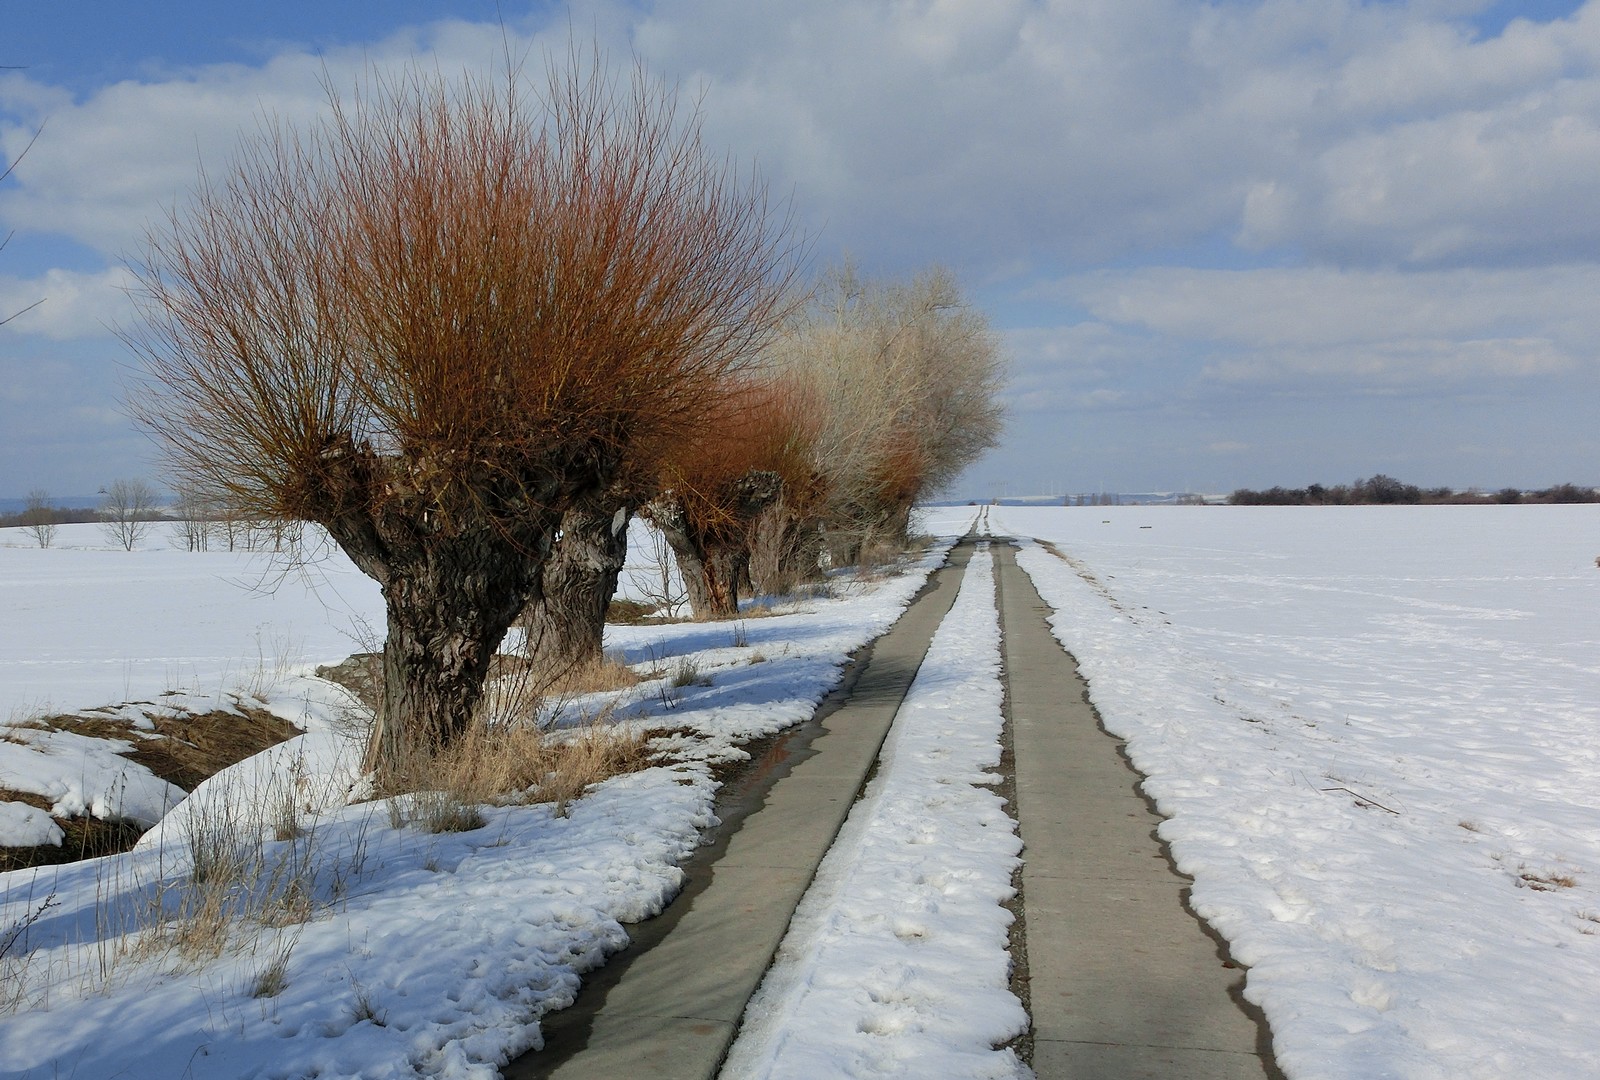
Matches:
[384,716,656,825]
[0,762,367,1015]
[0,702,301,872]
[605,598,663,625]
[535,654,647,697]
[1519,867,1579,891]
[23,703,300,793]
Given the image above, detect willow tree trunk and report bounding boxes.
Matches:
[749,499,824,597]
[664,528,745,618]
[522,505,632,677]
[646,471,782,619]
[308,443,561,783]
[364,544,545,779]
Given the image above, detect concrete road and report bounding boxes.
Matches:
[506,536,1283,1079]
[507,540,980,1080]
[996,539,1281,1079]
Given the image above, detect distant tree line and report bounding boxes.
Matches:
[0,499,101,531]
[1228,475,1600,506]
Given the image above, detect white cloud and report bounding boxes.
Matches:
[0,19,589,257]
[7,1,1600,275]
[6,0,1600,494]
[1200,336,1574,387]
[0,266,137,339]
[1029,264,1600,395]
[1060,263,1600,345]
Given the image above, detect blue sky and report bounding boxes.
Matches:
[3,0,1599,499]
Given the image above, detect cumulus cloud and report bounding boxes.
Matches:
[1001,324,1163,413]
[7,1,1600,276]
[0,19,590,256]
[5,0,1600,493]
[1061,264,1600,344]
[1200,336,1574,388]
[0,266,137,340]
[622,0,1600,272]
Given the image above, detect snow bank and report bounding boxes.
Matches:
[0,725,184,829]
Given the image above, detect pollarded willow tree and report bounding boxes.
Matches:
[767,263,1006,570]
[127,58,796,779]
[643,377,822,618]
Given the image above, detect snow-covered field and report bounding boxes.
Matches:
[0,525,387,724]
[6,505,1600,1079]
[995,503,1600,1079]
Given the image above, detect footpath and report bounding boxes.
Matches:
[507,535,1281,1079]
[994,542,1280,1079]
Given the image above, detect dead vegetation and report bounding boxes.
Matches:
[0,701,302,872]
[380,715,658,826]
[55,703,300,791]
[1518,867,1579,891]
[604,598,667,625]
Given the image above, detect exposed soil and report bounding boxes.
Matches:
[0,701,301,872]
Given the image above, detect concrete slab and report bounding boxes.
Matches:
[1034,1039,1271,1080]
[539,1016,737,1080]
[995,542,1281,1079]
[507,540,979,1080]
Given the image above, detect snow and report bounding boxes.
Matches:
[0,805,61,850]
[0,523,386,724]
[0,516,763,846]
[0,725,185,827]
[722,541,1028,1080]
[0,522,957,1080]
[994,503,1600,1080]
[10,502,1597,1078]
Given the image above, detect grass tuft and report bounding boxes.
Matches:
[605,598,661,625]
[382,716,654,825]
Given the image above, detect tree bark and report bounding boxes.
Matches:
[749,499,824,597]
[649,503,723,617]
[363,533,546,779]
[305,437,565,781]
[522,504,632,678]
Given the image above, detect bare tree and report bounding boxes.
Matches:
[127,57,795,778]
[100,478,161,551]
[21,489,55,548]
[170,485,213,551]
[630,522,691,618]
[1,127,44,328]
[771,264,1005,564]
[644,380,819,618]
